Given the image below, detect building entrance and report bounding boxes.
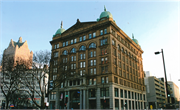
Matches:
[70,90,80,109]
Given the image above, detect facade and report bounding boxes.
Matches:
[49,7,146,109]
[144,76,166,109]
[168,81,180,102]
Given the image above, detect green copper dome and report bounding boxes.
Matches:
[55,28,65,35]
[132,34,139,45]
[97,6,113,21]
[53,21,65,38]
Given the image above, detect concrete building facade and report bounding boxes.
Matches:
[168,81,180,102]
[49,7,146,109]
[144,76,166,109]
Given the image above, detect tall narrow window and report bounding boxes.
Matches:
[71,39,73,44]
[80,37,82,42]
[66,41,68,46]
[93,32,96,38]
[89,34,92,39]
[104,29,107,34]
[100,30,103,35]
[112,40,115,45]
[74,38,77,43]
[83,35,86,41]
[63,42,65,47]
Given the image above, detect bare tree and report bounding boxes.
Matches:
[20,50,50,109]
[0,56,28,109]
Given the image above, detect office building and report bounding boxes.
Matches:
[144,76,166,108]
[49,6,146,109]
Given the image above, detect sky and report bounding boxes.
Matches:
[0,0,180,94]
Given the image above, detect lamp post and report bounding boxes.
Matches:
[154,49,169,104]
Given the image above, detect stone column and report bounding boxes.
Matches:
[96,88,101,109]
[86,89,89,109]
[67,91,70,109]
[80,90,82,109]
[83,89,86,109]
[55,90,60,108]
[109,85,114,109]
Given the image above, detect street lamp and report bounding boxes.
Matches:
[154,49,169,104]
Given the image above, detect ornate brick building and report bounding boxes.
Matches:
[49,6,146,109]
[3,37,33,68]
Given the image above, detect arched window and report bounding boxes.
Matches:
[79,45,86,51]
[62,50,68,55]
[89,43,96,48]
[121,47,124,52]
[71,48,76,53]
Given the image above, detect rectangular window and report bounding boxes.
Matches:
[71,39,73,44]
[114,88,119,97]
[104,29,107,34]
[121,89,123,98]
[74,64,76,69]
[101,77,104,83]
[53,75,57,80]
[66,41,68,46]
[54,52,58,58]
[54,60,58,65]
[93,32,96,38]
[119,61,121,68]
[89,79,92,85]
[83,35,86,41]
[74,38,77,43]
[89,34,92,39]
[100,30,103,35]
[80,70,82,76]
[80,62,82,68]
[128,91,131,98]
[83,62,85,68]
[118,53,121,59]
[63,42,65,47]
[80,37,82,42]
[114,77,118,83]
[94,68,96,75]
[51,92,56,99]
[80,54,85,60]
[100,39,107,46]
[113,48,116,56]
[94,51,96,57]
[112,40,115,45]
[101,49,107,55]
[106,77,108,83]
[94,78,96,85]
[100,88,109,97]
[94,60,96,66]
[125,90,127,98]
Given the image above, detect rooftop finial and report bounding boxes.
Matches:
[104,5,106,11]
[61,21,63,28]
[18,36,22,43]
[132,33,134,39]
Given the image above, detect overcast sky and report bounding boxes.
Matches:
[0,0,180,94]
